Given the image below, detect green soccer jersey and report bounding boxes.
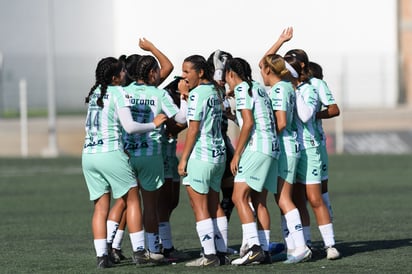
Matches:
[82,85,131,154]
[186,83,225,164]
[311,77,337,145]
[123,83,179,156]
[270,80,299,155]
[235,81,279,158]
[295,81,321,149]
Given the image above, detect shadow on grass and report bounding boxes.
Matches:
[100,239,412,268]
[311,238,412,260]
[337,238,412,257]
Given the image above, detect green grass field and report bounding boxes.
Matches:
[1,154,412,273]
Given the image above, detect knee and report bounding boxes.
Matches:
[231,192,244,206]
[277,197,289,212]
[307,196,323,209]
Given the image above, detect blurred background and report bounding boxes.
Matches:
[0,0,411,157]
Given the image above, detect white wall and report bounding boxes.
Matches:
[0,0,399,112]
[113,0,398,108]
[0,0,115,112]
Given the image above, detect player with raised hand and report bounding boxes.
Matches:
[122,51,187,262]
[259,27,312,263]
[260,52,312,263]
[107,38,175,263]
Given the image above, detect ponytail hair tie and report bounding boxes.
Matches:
[285,61,298,78]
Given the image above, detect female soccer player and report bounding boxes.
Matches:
[285,49,341,260]
[177,55,228,267]
[308,61,340,220]
[107,38,175,263]
[123,54,187,258]
[81,56,166,268]
[207,50,236,222]
[225,57,279,265]
[157,76,189,261]
[260,52,312,263]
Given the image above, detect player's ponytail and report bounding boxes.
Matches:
[85,57,123,108]
[225,58,253,97]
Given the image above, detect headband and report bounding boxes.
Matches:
[285,61,299,78]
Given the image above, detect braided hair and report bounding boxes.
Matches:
[225,57,253,96]
[123,54,142,86]
[85,57,123,108]
[135,55,159,85]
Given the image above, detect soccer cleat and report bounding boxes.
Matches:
[260,251,272,264]
[217,251,230,265]
[111,248,127,263]
[162,247,190,262]
[326,246,341,260]
[230,244,265,266]
[239,243,249,257]
[283,246,312,264]
[133,249,165,265]
[96,255,113,268]
[185,254,220,267]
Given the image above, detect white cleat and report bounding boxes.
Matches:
[231,245,265,266]
[326,246,341,260]
[283,246,312,264]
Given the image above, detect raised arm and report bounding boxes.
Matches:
[139,37,174,85]
[259,27,293,66]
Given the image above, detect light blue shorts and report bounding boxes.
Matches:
[234,150,278,193]
[278,150,300,184]
[296,147,321,185]
[319,143,329,181]
[130,154,165,191]
[82,150,137,201]
[182,158,225,194]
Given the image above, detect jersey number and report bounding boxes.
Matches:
[86,110,100,131]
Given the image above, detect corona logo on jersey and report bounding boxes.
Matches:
[130,98,155,106]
